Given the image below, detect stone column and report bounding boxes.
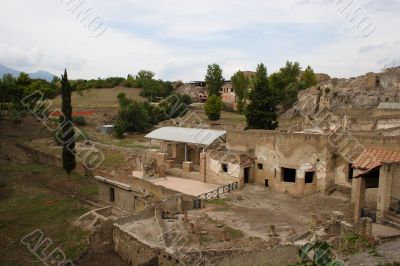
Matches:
[155,152,166,178]
[377,163,393,223]
[177,196,183,213]
[296,169,306,196]
[353,177,366,223]
[200,152,207,183]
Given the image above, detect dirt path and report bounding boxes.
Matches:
[204,184,352,242]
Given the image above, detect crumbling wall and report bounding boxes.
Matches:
[376,117,400,130]
[18,143,94,177]
[113,224,159,266]
[226,130,335,196]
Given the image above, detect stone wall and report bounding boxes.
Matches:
[97,181,139,213]
[390,164,400,200]
[216,245,299,266]
[18,143,93,177]
[226,130,335,196]
[376,117,400,130]
[113,224,159,266]
[97,172,198,213]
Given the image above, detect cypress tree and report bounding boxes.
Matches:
[246,64,278,130]
[60,69,76,176]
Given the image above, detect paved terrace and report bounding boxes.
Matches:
[149,176,221,196]
[132,171,223,196]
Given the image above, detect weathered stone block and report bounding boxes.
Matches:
[183,161,194,173]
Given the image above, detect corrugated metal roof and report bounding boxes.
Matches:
[378,102,400,110]
[353,149,400,170]
[145,127,226,146]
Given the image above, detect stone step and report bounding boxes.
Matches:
[384,213,400,230]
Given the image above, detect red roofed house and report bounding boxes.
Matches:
[352,149,400,224]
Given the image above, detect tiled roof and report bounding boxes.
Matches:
[353,149,400,170]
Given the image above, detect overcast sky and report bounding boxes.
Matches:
[0,0,399,81]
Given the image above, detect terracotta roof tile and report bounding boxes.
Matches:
[353,149,400,170]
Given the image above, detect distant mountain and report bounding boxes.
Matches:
[0,64,20,77]
[29,70,56,82]
[0,64,55,82]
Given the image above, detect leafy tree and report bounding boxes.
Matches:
[205,64,224,96]
[136,70,155,81]
[246,64,278,130]
[300,66,318,89]
[60,69,76,177]
[158,94,191,120]
[117,92,131,108]
[17,72,31,87]
[269,61,303,110]
[139,79,174,102]
[205,95,222,121]
[115,100,151,138]
[231,70,250,113]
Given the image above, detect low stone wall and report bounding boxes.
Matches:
[113,224,159,266]
[215,245,299,266]
[18,143,94,177]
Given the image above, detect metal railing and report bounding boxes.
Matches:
[198,182,239,201]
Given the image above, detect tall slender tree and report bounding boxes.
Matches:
[60,69,76,177]
[246,64,278,130]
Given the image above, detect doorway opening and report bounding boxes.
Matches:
[244,167,250,184]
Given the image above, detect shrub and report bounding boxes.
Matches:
[205,95,222,121]
[75,130,89,142]
[10,110,23,124]
[73,116,86,126]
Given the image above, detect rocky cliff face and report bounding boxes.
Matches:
[284,67,400,118]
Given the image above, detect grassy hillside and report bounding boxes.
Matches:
[52,86,144,110]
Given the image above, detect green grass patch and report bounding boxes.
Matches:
[199,234,213,244]
[100,150,126,169]
[208,198,231,211]
[0,162,94,265]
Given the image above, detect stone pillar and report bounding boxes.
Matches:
[200,152,207,183]
[183,161,194,173]
[353,177,366,223]
[377,163,394,223]
[155,153,166,178]
[177,196,183,213]
[296,170,306,196]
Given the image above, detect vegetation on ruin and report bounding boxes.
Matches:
[293,241,344,266]
[337,232,375,255]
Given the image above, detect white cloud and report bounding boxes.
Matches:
[0,0,399,80]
